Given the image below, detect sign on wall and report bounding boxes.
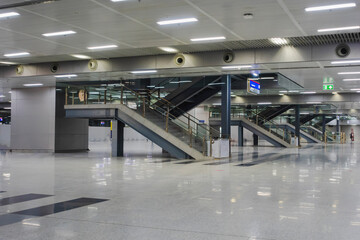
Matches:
[247,78,260,95]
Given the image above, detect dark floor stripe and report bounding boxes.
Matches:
[0,214,28,227]
[204,161,232,165]
[0,191,5,193]
[0,194,52,206]
[150,159,173,163]
[176,161,196,164]
[13,197,108,217]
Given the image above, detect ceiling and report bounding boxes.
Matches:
[0,0,360,108]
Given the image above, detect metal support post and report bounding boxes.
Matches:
[253,134,259,146]
[238,124,244,146]
[294,105,301,147]
[111,120,125,157]
[221,74,231,139]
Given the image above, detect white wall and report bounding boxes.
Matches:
[0,125,11,149]
[11,87,56,151]
[341,126,360,143]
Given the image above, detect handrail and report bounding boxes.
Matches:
[63,83,221,156]
[245,109,292,144]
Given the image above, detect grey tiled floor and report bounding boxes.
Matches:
[0,143,360,239]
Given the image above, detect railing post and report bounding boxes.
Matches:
[325,132,327,143]
[72,92,74,105]
[166,107,169,132]
[202,136,206,156]
[142,98,146,117]
[104,90,107,104]
[65,88,68,105]
[188,114,190,132]
[98,93,100,103]
[84,89,88,105]
[210,135,213,157]
[229,138,231,157]
[121,86,124,104]
[189,129,193,148]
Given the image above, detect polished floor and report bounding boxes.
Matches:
[0,143,360,239]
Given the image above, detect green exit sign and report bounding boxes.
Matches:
[323,77,334,84]
[323,84,334,90]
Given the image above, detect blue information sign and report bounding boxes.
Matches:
[247,79,261,94]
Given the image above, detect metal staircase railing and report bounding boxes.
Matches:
[63,84,221,157]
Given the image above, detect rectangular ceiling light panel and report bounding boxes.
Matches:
[42,31,76,37]
[157,18,198,25]
[306,3,356,12]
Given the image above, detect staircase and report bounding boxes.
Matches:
[64,84,221,160]
[239,118,292,148]
[276,123,322,143]
[154,76,222,117]
[258,105,294,121]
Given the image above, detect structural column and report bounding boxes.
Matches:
[111,120,125,157]
[253,134,259,146]
[238,124,244,146]
[294,105,300,147]
[322,115,326,136]
[336,116,340,133]
[221,74,231,139]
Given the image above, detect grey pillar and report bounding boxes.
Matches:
[336,116,340,133]
[221,75,231,139]
[238,124,244,146]
[253,134,259,146]
[294,105,300,147]
[322,115,326,136]
[111,120,125,157]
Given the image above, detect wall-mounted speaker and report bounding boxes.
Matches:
[175,54,185,66]
[336,44,351,58]
[223,52,234,63]
[88,59,98,70]
[15,65,24,75]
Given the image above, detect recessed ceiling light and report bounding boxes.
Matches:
[350,88,360,91]
[111,0,128,2]
[191,36,226,42]
[306,3,356,12]
[332,60,360,64]
[260,77,275,80]
[318,26,360,32]
[279,90,288,93]
[301,91,316,94]
[8,91,12,94]
[87,45,118,50]
[0,95,5,98]
[289,90,299,93]
[343,78,360,81]
[42,30,76,37]
[270,38,288,45]
[4,52,30,57]
[222,65,252,69]
[0,12,19,19]
[332,92,338,94]
[158,47,178,53]
[4,107,11,110]
[54,74,78,78]
[71,54,91,59]
[338,72,360,75]
[131,70,157,74]
[279,94,284,96]
[208,82,225,86]
[23,83,43,87]
[0,61,17,65]
[157,18,198,25]
[307,102,322,104]
[258,102,272,105]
